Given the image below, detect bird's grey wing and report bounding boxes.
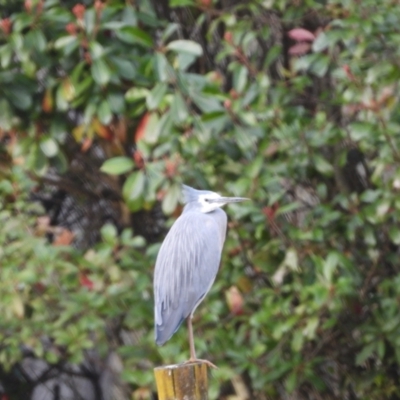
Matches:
[154,211,226,345]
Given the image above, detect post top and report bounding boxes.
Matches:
[154,361,207,371]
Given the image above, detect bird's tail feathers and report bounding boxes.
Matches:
[155,313,185,346]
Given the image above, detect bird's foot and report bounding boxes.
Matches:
[183,358,218,369]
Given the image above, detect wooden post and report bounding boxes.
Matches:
[154,362,208,400]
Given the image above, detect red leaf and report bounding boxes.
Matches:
[165,158,178,178]
[135,113,149,143]
[66,22,77,35]
[156,189,166,201]
[0,18,12,35]
[262,203,279,222]
[223,99,232,109]
[42,89,53,113]
[53,229,75,246]
[114,118,127,143]
[225,286,244,316]
[288,42,311,56]
[24,0,32,12]
[228,246,242,257]
[72,4,85,20]
[342,64,356,81]
[288,28,315,42]
[199,0,212,6]
[224,31,233,44]
[93,118,113,140]
[94,0,104,12]
[133,150,145,169]
[33,282,46,294]
[79,273,94,290]
[81,137,93,153]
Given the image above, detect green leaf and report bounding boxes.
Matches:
[162,183,181,214]
[146,82,167,110]
[376,200,390,218]
[116,27,153,48]
[112,57,136,80]
[170,0,195,6]
[389,226,400,245]
[239,112,257,127]
[361,189,381,203]
[142,112,161,144]
[312,32,330,52]
[312,31,341,53]
[55,84,67,111]
[40,137,59,157]
[131,236,146,248]
[107,92,125,114]
[161,23,179,43]
[265,45,282,68]
[84,8,96,35]
[51,151,68,173]
[176,53,197,71]
[170,92,188,123]
[101,223,117,244]
[281,247,298,271]
[233,64,248,93]
[100,157,134,175]
[377,340,385,360]
[356,342,375,365]
[123,170,146,201]
[323,252,339,282]
[313,155,333,176]
[294,54,317,73]
[5,86,32,110]
[54,35,77,49]
[284,371,298,393]
[0,180,13,195]
[27,143,48,175]
[91,59,111,86]
[201,111,228,132]
[166,40,203,56]
[349,121,374,140]
[98,100,112,125]
[310,55,330,77]
[275,202,302,217]
[303,316,319,339]
[191,93,223,113]
[72,76,93,103]
[155,52,171,82]
[89,41,105,60]
[122,5,138,26]
[27,29,47,52]
[125,87,149,102]
[291,330,304,352]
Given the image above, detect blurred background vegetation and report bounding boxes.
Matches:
[1,0,400,399]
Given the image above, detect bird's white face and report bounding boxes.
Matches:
[198,192,225,213]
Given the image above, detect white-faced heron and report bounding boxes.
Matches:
[153,185,248,368]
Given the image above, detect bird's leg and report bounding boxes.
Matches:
[188,316,197,360]
[183,317,218,369]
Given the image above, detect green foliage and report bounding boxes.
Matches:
[0,166,153,371]
[1,0,400,398]
[100,156,135,175]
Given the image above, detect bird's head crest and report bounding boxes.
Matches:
[182,185,199,204]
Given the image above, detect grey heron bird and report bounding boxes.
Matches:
[154,185,248,368]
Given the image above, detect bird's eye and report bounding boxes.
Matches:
[204,199,210,202]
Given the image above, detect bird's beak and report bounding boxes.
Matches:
[212,197,250,204]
